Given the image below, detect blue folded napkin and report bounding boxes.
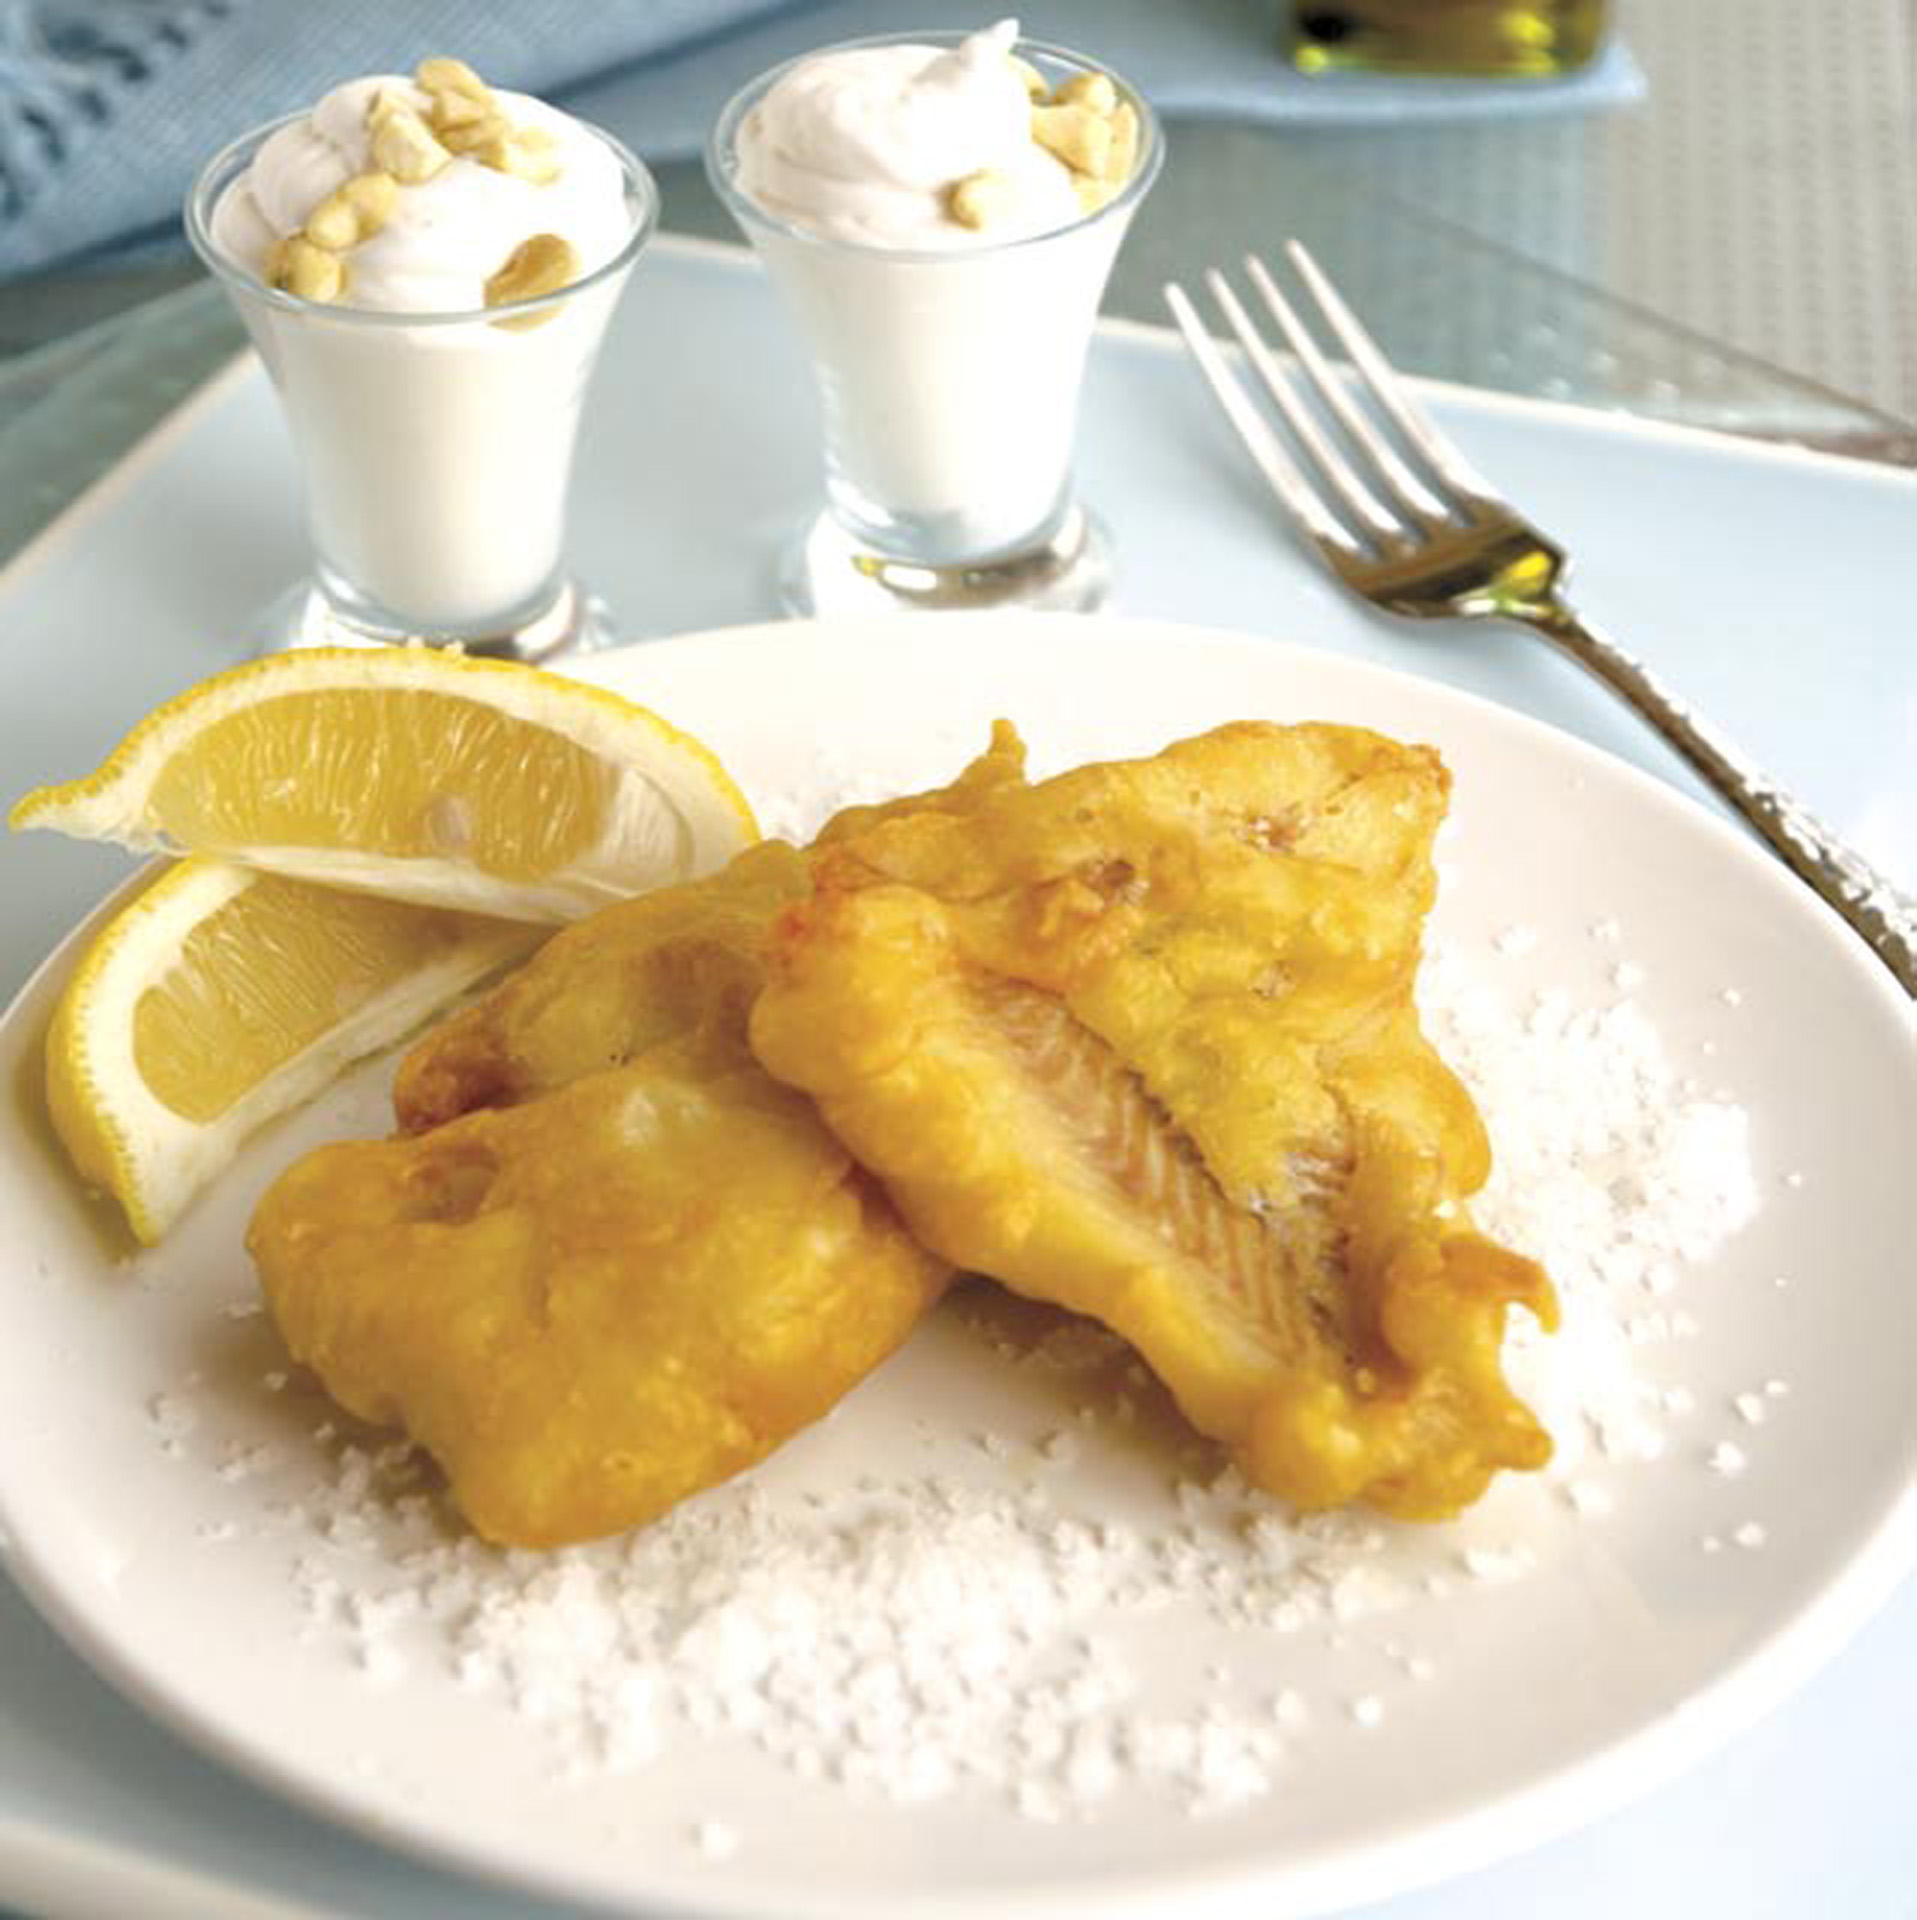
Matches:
[0,0,1640,281]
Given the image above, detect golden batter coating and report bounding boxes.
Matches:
[249,838,951,1549]
[751,721,1556,1520]
[391,720,1032,1133]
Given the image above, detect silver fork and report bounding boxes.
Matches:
[1166,242,1916,998]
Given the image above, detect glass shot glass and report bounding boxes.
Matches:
[187,118,657,661]
[707,33,1162,617]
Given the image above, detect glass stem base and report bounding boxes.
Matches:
[246,577,618,663]
[779,505,1114,618]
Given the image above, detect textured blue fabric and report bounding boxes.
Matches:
[0,0,1639,281]
[0,0,817,276]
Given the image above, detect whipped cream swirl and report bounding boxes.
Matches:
[210,76,632,313]
[732,19,1082,248]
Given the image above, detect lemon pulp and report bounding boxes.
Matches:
[146,690,620,883]
[45,858,541,1242]
[133,871,524,1123]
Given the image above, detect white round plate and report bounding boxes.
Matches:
[1,616,1911,1920]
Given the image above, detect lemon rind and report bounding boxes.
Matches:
[171,752,715,923]
[10,646,758,890]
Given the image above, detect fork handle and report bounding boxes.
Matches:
[1515,602,1917,998]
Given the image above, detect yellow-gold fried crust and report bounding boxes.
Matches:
[751,721,1556,1521]
[248,838,953,1550]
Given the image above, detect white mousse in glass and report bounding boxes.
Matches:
[191,60,654,654]
[710,21,1160,611]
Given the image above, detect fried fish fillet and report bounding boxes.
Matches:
[248,831,960,1550]
[391,719,1033,1132]
[751,721,1556,1521]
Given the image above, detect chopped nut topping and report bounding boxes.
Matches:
[484,232,579,327]
[269,234,347,304]
[370,99,451,183]
[1073,174,1116,215]
[390,56,566,184]
[942,62,1138,233]
[502,125,563,184]
[946,169,1020,231]
[1053,71,1118,115]
[415,56,492,105]
[462,125,564,182]
[1070,97,1139,212]
[300,199,354,253]
[303,171,398,251]
[457,133,509,172]
[438,111,512,156]
[275,57,577,305]
[1031,102,1115,179]
[429,88,495,132]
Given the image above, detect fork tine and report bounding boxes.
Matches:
[1201,270,1408,547]
[1242,253,1452,525]
[1164,280,1363,556]
[1284,240,1498,507]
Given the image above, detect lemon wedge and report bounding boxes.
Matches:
[11,647,757,922]
[45,856,544,1244]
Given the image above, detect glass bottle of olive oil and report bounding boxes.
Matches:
[1290,2,1608,79]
